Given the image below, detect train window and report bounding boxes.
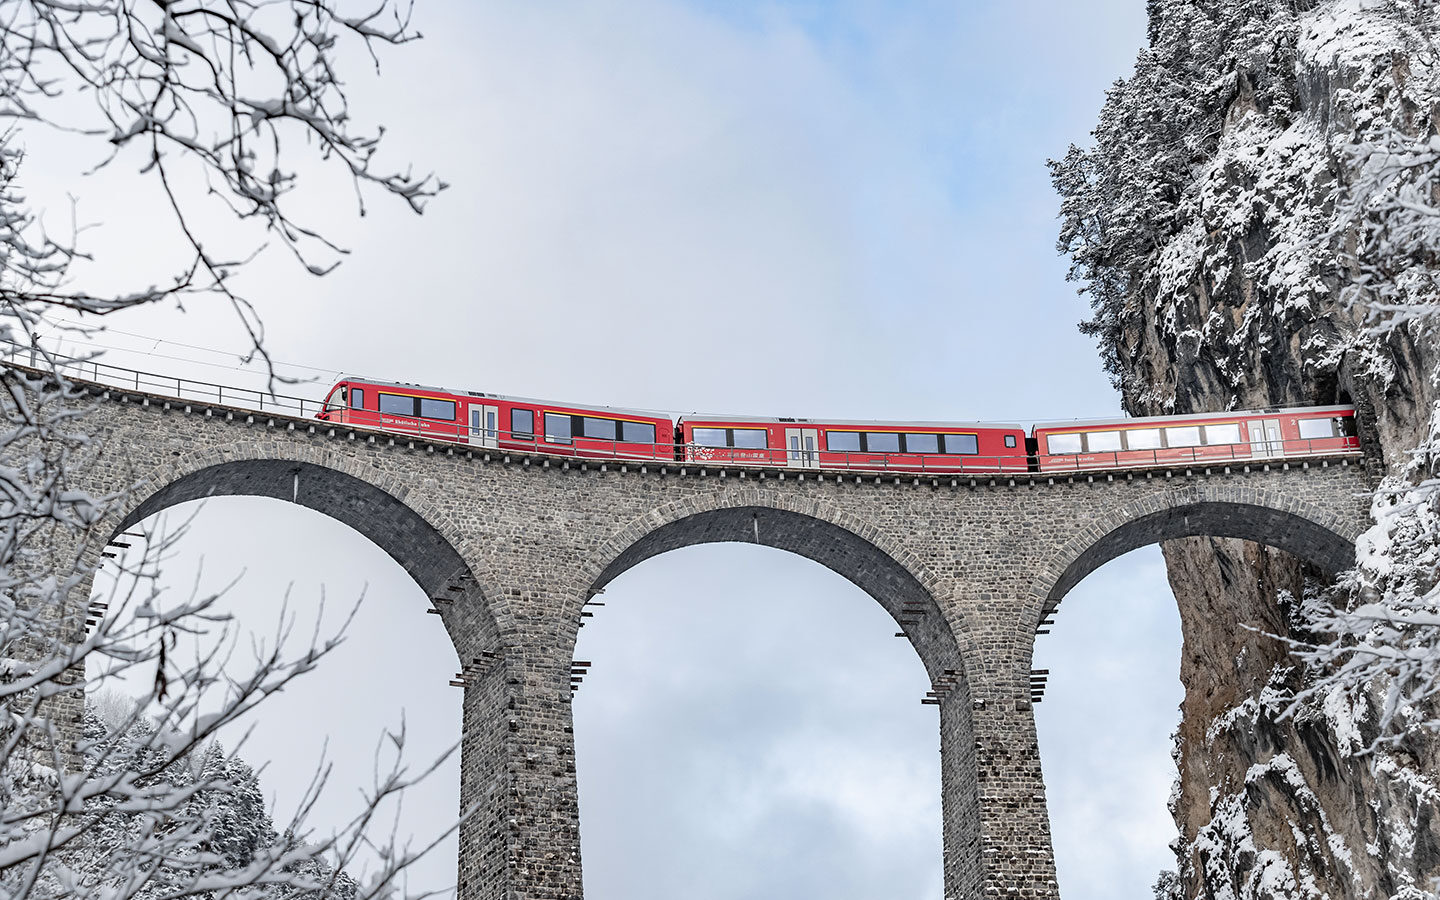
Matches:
[621,421,656,444]
[511,409,535,438]
[350,388,365,410]
[1004,435,1017,448]
[828,432,862,452]
[1047,433,1082,454]
[733,429,768,449]
[905,434,939,454]
[582,417,617,440]
[1336,416,1358,437]
[1125,428,1162,450]
[945,434,979,455]
[693,428,728,447]
[1205,423,1241,445]
[1298,418,1334,439]
[544,413,573,444]
[1087,431,1122,452]
[420,397,456,420]
[866,432,901,453]
[1166,426,1201,447]
[379,393,413,416]
[324,389,343,413]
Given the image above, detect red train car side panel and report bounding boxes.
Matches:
[1033,406,1359,472]
[318,379,674,460]
[679,417,1029,473]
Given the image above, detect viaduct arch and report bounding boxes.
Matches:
[35,373,1375,900]
[1026,486,1363,634]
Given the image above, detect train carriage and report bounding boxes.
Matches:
[317,377,675,461]
[677,415,1030,473]
[1032,405,1359,472]
[317,375,1360,477]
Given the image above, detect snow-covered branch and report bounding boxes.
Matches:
[0,0,443,376]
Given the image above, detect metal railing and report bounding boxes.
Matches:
[1,343,328,419]
[1,343,1363,476]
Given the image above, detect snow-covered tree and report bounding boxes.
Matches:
[0,1,455,898]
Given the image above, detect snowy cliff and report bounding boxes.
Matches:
[1053,1,1440,897]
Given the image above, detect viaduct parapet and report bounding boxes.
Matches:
[26,368,1376,900]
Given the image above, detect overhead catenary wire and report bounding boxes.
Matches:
[32,322,346,385]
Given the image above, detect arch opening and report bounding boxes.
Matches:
[1030,496,1362,900]
[573,541,946,900]
[96,494,464,894]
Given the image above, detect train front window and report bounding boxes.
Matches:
[828,432,861,452]
[1336,416,1358,437]
[905,433,939,454]
[420,398,456,420]
[1047,433,1081,454]
[545,413,572,444]
[324,388,343,413]
[732,429,767,449]
[1166,426,1201,447]
[583,417,616,439]
[512,409,535,438]
[944,434,979,454]
[1298,418,1335,439]
[1205,423,1241,445]
[350,388,365,410]
[1125,428,1162,450]
[692,428,727,447]
[379,393,412,416]
[621,421,656,444]
[867,432,900,453]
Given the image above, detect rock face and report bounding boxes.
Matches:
[1053,1,1440,897]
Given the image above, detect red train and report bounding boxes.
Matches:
[316,376,1359,474]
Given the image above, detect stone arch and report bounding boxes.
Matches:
[576,489,965,679]
[570,487,979,897]
[93,443,503,653]
[1026,483,1362,632]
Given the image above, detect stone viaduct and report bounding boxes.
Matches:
[29,365,1376,900]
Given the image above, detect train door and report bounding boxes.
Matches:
[469,403,499,448]
[785,427,819,468]
[1247,418,1282,457]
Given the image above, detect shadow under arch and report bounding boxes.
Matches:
[579,500,981,896]
[1042,495,1353,613]
[589,504,964,680]
[1030,494,1361,632]
[106,458,500,651]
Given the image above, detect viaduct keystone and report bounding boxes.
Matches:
[25,364,1377,900]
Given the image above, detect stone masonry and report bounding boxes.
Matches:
[30,371,1376,900]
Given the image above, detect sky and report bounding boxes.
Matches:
[38,1,1191,898]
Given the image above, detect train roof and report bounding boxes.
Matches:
[1031,404,1356,431]
[334,375,671,420]
[679,413,1026,430]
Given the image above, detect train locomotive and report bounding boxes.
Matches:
[316,376,1360,475]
